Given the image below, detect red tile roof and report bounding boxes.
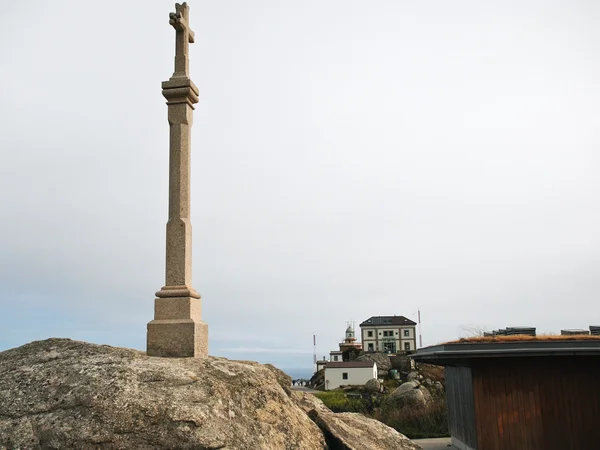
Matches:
[325,361,375,369]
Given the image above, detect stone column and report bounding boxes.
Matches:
[147,3,208,358]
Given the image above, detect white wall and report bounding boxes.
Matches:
[325,364,378,390]
[400,339,415,351]
[330,351,342,362]
[361,340,377,351]
[360,325,416,353]
[401,327,415,338]
[361,326,378,352]
[400,327,416,351]
[361,327,377,342]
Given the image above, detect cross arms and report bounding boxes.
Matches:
[169,3,195,78]
[169,3,195,43]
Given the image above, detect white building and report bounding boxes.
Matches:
[316,359,328,372]
[339,325,362,353]
[329,350,343,362]
[360,315,417,353]
[324,361,378,390]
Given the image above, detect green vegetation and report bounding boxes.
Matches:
[374,396,449,439]
[312,377,449,439]
[313,390,368,413]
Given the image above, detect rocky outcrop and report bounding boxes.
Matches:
[291,390,331,415]
[308,410,421,450]
[384,380,432,409]
[407,371,420,381]
[293,392,420,450]
[0,339,418,450]
[264,363,293,395]
[431,381,445,395]
[355,352,392,377]
[365,378,381,393]
[310,368,325,388]
[395,380,421,394]
[0,338,324,450]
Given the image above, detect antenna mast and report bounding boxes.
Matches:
[418,309,423,348]
[313,334,317,370]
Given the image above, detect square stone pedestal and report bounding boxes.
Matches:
[147,297,208,357]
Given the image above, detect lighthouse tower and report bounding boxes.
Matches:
[339,322,363,353]
[345,325,356,342]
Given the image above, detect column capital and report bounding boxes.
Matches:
[162,77,199,106]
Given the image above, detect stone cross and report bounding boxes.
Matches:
[147,2,208,358]
[169,3,195,77]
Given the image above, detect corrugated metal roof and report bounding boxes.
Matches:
[413,340,600,365]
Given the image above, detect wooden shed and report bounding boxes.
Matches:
[413,339,600,450]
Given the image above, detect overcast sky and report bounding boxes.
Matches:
[1,0,599,371]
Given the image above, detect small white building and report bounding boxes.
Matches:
[324,361,378,391]
[329,350,343,362]
[316,359,328,372]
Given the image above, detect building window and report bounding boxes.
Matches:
[404,330,410,337]
[342,372,348,380]
[368,343,374,352]
[333,355,338,361]
[367,331,373,337]
[383,342,396,353]
[404,342,410,350]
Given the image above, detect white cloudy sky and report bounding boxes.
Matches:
[1,0,599,371]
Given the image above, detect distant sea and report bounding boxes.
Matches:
[283,368,313,380]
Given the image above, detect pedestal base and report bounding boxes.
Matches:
[146,296,208,358]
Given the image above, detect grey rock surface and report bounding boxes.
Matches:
[0,339,323,450]
[386,381,432,408]
[431,381,445,395]
[292,392,420,450]
[290,390,330,415]
[395,380,421,395]
[365,378,381,393]
[407,370,419,381]
[310,368,324,387]
[355,352,392,376]
[0,339,418,450]
[308,408,421,450]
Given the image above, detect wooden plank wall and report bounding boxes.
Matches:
[472,356,600,450]
[446,366,477,449]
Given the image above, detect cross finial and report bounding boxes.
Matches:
[169,2,195,78]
